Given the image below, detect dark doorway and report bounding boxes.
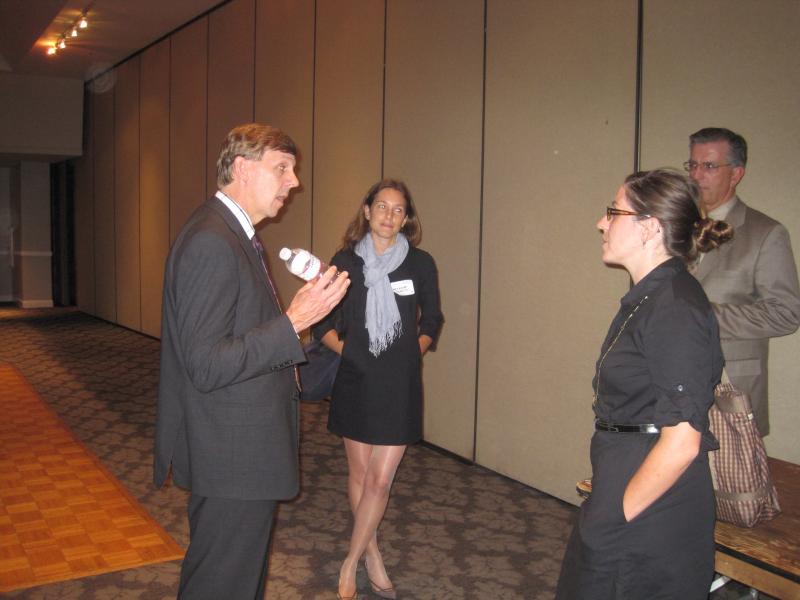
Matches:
[50,162,75,307]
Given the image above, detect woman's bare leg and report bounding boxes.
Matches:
[338,438,406,597]
[343,441,383,570]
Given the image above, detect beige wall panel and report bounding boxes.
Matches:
[640,0,800,462]
[254,0,314,305]
[19,257,53,306]
[206,0,255,197]
[17,162,53,307]
[140,40,170,338]
[313,0,384,263]
[114,58,141,331]
[480,0,638,504]
[383,0,484,458]
[170,18,208,242]
[92,86,116,322]
[17,162,51,249]
[73,92,94,314]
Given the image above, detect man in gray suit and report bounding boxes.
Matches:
[154,123,349,599]
[686,127,800,436]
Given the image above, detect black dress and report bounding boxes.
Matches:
[556,258,723,599]
[313,246,443,445]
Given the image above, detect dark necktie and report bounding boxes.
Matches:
[251,234,301,389]
[251,234,280,307]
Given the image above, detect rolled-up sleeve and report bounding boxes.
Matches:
[645,300,717,435]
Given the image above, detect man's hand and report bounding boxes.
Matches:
[285,266,349,333]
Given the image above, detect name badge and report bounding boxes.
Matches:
[391,279,415,296]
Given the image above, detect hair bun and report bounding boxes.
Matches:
[693,217,734,253]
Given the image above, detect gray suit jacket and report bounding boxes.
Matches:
[692,197,800,435]
[154,196,306,500]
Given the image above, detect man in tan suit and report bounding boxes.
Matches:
[686,127,800,435]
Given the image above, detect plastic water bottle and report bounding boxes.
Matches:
[279,247,330,282]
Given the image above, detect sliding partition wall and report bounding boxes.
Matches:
[72,0,800,503]
[639,0,800,460]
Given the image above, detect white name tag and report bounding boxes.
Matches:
[391,279,415,296]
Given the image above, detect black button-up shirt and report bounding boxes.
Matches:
[593,257,722,450]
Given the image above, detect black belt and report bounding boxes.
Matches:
[595,420,659,434]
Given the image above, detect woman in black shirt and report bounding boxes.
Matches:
[556,169,732,599]
[314,179,443,600]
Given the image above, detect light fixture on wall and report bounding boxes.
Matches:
[47,9,90,56]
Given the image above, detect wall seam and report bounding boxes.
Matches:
[310,0,318,254]
[168,37,172,255]
[634,0,643,171]
[380,0,388,177]
[92,90,97,314]
[112,83,117,322]
[205,16,210,198]
[473,0,488,464]
[251,0,256,122]
[138,59,142,330]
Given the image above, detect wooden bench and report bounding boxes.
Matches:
[714,458,800,599]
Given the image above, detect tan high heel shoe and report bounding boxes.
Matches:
[337,560,359,600]
[364,557,397,600]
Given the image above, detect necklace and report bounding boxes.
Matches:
[592,295,648,406]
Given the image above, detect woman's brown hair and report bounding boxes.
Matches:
[340,179,422,251]
[624,168,733,263]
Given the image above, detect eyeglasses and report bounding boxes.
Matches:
[683,160,732,173]
[606,207,650,220]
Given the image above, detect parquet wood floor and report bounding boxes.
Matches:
[0,362,183,593]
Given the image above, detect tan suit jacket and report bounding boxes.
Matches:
[692,197,800,435]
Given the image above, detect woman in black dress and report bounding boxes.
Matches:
[556,169,733,599]
[314,179,443,600]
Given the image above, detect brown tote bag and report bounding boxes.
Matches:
[707,370,781,528]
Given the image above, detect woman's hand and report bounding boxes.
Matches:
[622,421,701,521]
[320,329,345,355]
[419,334,433,355]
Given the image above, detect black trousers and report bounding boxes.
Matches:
[178,494,278,600]
[556,432,715,599]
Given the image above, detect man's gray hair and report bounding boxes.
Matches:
[689,127,747,167]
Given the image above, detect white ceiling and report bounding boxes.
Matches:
[0,0,223,81]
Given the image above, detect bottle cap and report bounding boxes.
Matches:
[279,247,291,260]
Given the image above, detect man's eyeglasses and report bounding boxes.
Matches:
[683,160,732,173]
[606,207,650,220]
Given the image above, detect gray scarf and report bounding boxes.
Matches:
[355,232,409,356]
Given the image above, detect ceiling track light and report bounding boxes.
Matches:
[46,8,90,56]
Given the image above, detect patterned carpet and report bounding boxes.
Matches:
[1,307,759,599]
[0,308,576,599]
